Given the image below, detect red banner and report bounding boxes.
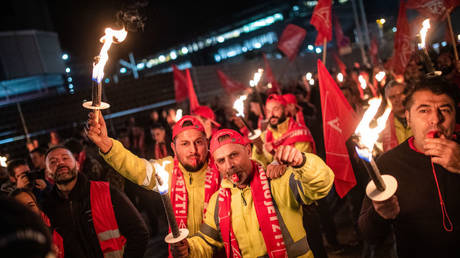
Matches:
[172,65,188,102]
[407,0,459,20]
[317,59,357,198]
[216,69,247,94]
[172,65,200,110]
[333,15,351,55]
[277,24,307,61]
[369,36,380,66]
[310,0,333,46]
[185,69,200,111]
[391,2,413,75]
[332,53,347,76]
[263,53,281,94]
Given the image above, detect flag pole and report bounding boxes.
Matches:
[322,38,327,65]
[446,12,459,61]
[16,102,31,145]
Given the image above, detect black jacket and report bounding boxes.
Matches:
[41,173,149,258]
[358,140,460,258]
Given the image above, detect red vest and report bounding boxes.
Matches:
[41,212,64,258]
[90,181,127,258]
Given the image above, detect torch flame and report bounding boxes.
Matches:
[0,156,7,167]
[358,75,367,89]
[419,19,430,49]
[249,69,264,87]
[233,95,248,117]
[175,109,183,122]
[337,73,344,82]
[92,27,128,83]
[375,71,386,82]
[154,160,172,194]
[354,97,392,161]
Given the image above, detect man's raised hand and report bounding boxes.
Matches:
[86,111,112,153]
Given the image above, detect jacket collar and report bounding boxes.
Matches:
[54,172,89,201]
[268,117,291,135]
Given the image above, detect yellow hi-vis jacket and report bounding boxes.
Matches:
[188,153,334,257]
[101,139,211,236]
[252,117,313,167]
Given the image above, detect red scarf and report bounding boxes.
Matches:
[170,158,220,229]
[219,161,287,258]
[266,118,316,153]
[295,110,306,127]
[154,142,168,159]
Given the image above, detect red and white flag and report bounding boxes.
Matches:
[407,0,460,20]
[390,1,413,76]
[277,24,307,61]
[310,0,333,46]
[317,59,357,198]
[369,36,380,66]
[185,69,200,111]
[332,52,347,76]
[216,69,247,94]
[172,65,188,102]
[333,15,351,55]
[172,65,200,110]
[263,53,281,94]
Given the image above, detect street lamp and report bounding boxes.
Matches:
[376,18,386,40]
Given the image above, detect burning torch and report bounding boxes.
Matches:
[154,161,189,244]
[249,68,266,119]
[83,27,128,121]
[233,95,262,142]
[354,97,398,201]
[418,19,436,74]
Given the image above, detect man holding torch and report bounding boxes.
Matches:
[358,76,460,257]
[171,129,334,257]
[86,113,221,254]
[252,94,316,165]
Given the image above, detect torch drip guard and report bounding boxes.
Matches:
[82,101,110,110]
[366,174,398,202]
[164,228,189,244]
[248,129,261,141]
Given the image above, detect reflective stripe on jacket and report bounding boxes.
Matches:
[90,181,127,258]
[188,153,335,257]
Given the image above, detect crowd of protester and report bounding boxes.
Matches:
[0,44,459,258]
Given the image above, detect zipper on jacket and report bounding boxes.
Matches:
[69,200,76,226]
[241,190,247,206]
[189,173,192,185]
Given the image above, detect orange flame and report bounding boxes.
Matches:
[92,27,128,83]
[419,19,430,49]
[233,95,248,117]
[355,97,392,161]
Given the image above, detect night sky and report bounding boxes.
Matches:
[0,0,402,68]
[43,0,400,62]
[45,0,274,62]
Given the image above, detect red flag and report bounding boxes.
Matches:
[407,0,459,20]
[310,0,333,46]
[391,2,413,75]
[172,65,200,110]
[216,69,247,94]
[369,36,380,66]
[185,69,200,111]
[263,53,281,94]
[172,65,188,102]
[332,53,347,76]
[317,59,357,198]
[333,15,352,55]
[277,24,307,61]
